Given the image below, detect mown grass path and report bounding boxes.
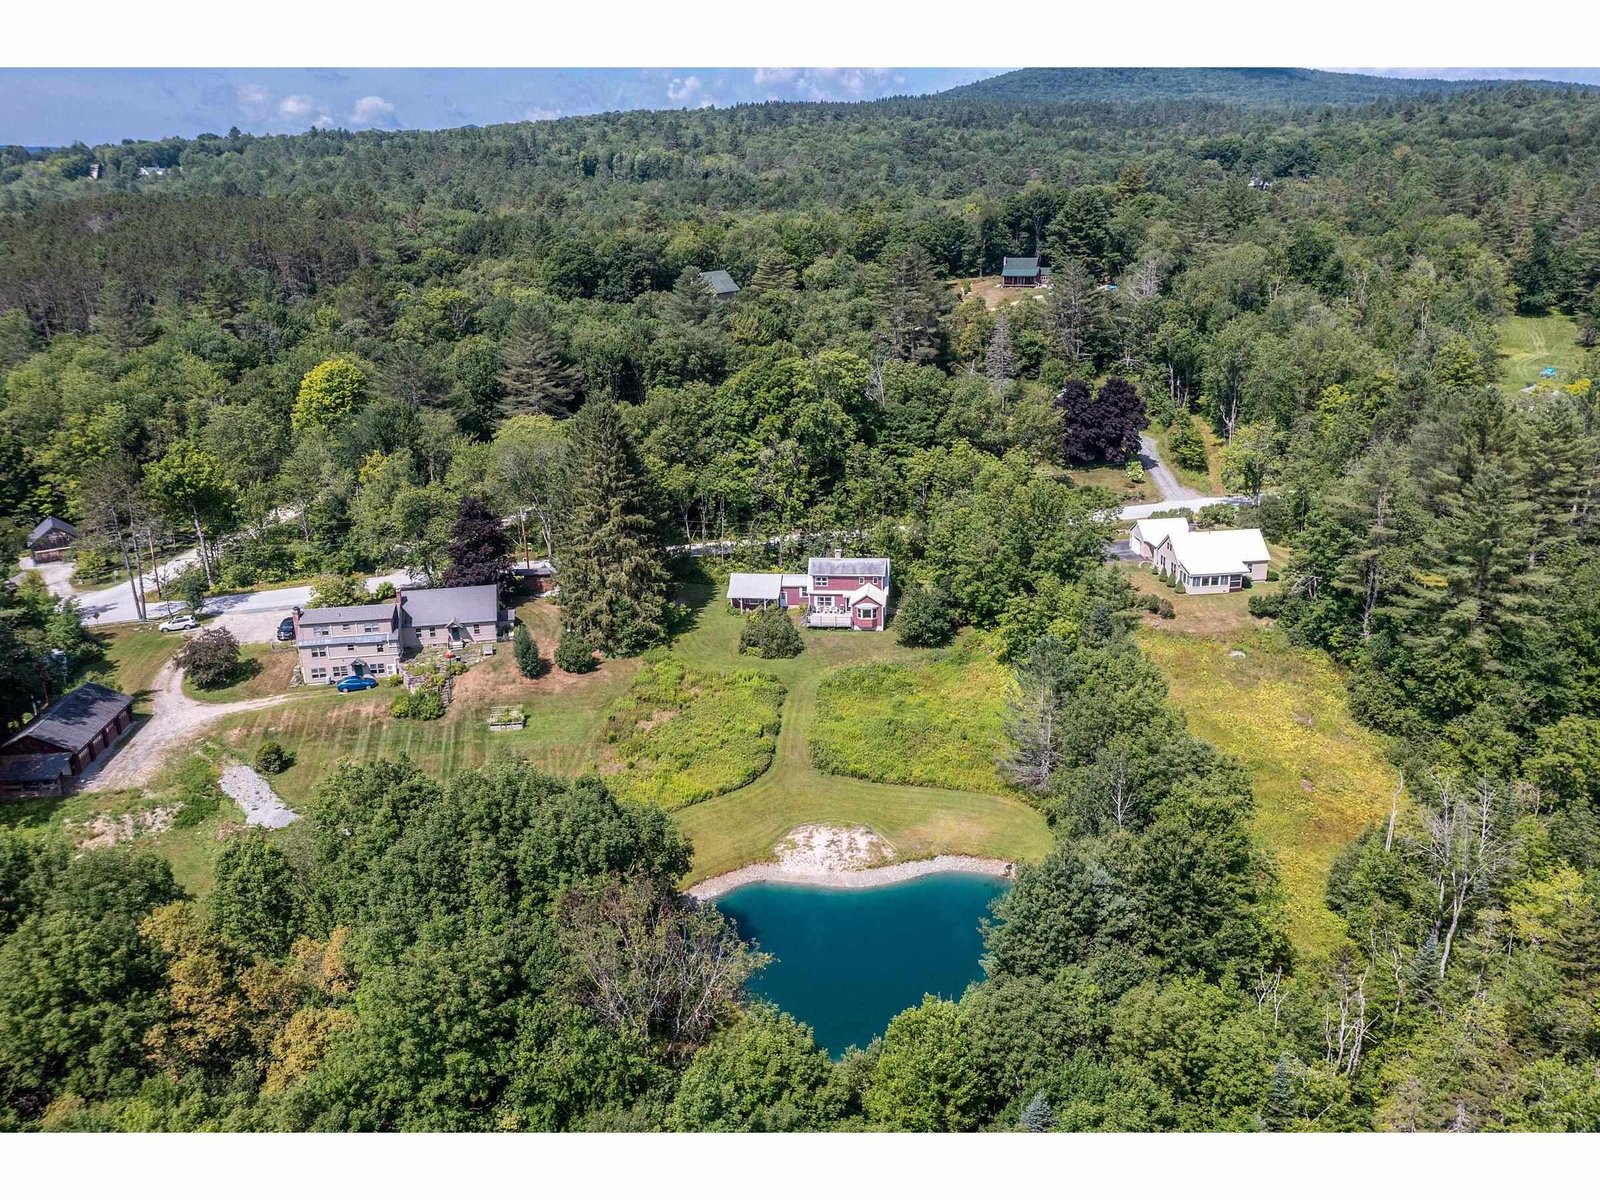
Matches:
[666,585,1051,883]
[197,583,1050,885]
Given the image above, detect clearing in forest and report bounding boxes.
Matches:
[1498,312,1584,389]
[1139,625,1401,957]
[188,580,1050,887]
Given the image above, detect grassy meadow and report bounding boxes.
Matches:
[1498,312,1584,389]
[189,584,1051,883]
[1139,625,1402,957]
[600,655,785,810]
[809,640,1012,794]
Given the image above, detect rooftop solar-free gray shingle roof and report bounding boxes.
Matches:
[27,516,77,545]
[296,602,398,626]
[700,269,740,296]
[402,585,500,628]
[0,753,73,784]
[2,682,131,755]
[808,557,890,577]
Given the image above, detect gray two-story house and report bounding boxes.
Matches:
[292,601,403,684]
[292,584,508,685]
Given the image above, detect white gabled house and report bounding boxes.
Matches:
[726,557,890,630]
[1142,521,1270,595]
[1128,516,1191,561]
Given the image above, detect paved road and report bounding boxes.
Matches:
[67,547,204,624]
[1117,433,1251,522]
[1139,433,1202,502]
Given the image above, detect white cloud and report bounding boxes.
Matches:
[523,106,562,122]
[666,75,704,105]
[349,95,397,127]
[747,68,902,104]
[236,83,271,114]
[278,94,316,120]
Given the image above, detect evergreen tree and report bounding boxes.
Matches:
[89,277,150,354]
[1019,1089,1056,1132]
[1262,1054,1295,1130]
[1000,635,1071,793]
[1043,257,1101,363]
[512,624,544,678]
[497,309,580,417]
[873,244,944,363]
[1518,393,1591,565]
[748,251,798,294]
[559,400,669,655]
[441,494,511,587]
[666,266,714,325]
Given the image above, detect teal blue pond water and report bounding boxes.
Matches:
[715,872,1010,1057]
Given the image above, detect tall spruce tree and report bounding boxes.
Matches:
[559,399,670,655]
[498,309,580,417]
[749,251,798,294]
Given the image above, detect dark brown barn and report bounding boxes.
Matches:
[1,681,134,793]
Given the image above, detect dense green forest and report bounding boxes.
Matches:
[2,75,1599,1130]
[941,67,1578,106]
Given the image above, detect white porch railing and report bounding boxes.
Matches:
[806,611,852,628]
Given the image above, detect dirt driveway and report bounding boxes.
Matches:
[83,660,292,792]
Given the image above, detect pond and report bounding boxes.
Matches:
[715,872,1010,1057]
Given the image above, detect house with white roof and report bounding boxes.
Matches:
[1128,516,1191,561]
[726,557,890,631]
[1144,521,1270,595]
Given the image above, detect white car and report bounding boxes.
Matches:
[158,613,198,632]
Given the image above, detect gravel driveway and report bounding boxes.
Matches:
[82,660,293,792]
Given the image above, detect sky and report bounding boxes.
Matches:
[4,67,1599,147]
[0,68,1003,146]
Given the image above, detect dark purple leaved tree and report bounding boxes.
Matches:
[441,495,512,588]
[1056,376,1146,465]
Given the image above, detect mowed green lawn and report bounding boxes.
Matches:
[181,641,298,702]
[105,583,1049,886]
[1498,312,1584,389]
[97,625,183,713]
[1139,626,1401,957]
[669,588,1051,882]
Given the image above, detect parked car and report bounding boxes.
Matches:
[335,675,379,693]
[158,613,197,632]
[276,616,296,641]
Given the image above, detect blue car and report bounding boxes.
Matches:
[336,674,379,693]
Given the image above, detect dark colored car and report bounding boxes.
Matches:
[276,616,296,641]
[336,675,379,693]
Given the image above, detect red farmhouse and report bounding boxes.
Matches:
[726,556,890,631]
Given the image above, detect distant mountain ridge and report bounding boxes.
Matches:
[940,67,1587,106]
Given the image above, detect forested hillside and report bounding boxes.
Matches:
[940,67,1522,105]
[2,80,1599,1131]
